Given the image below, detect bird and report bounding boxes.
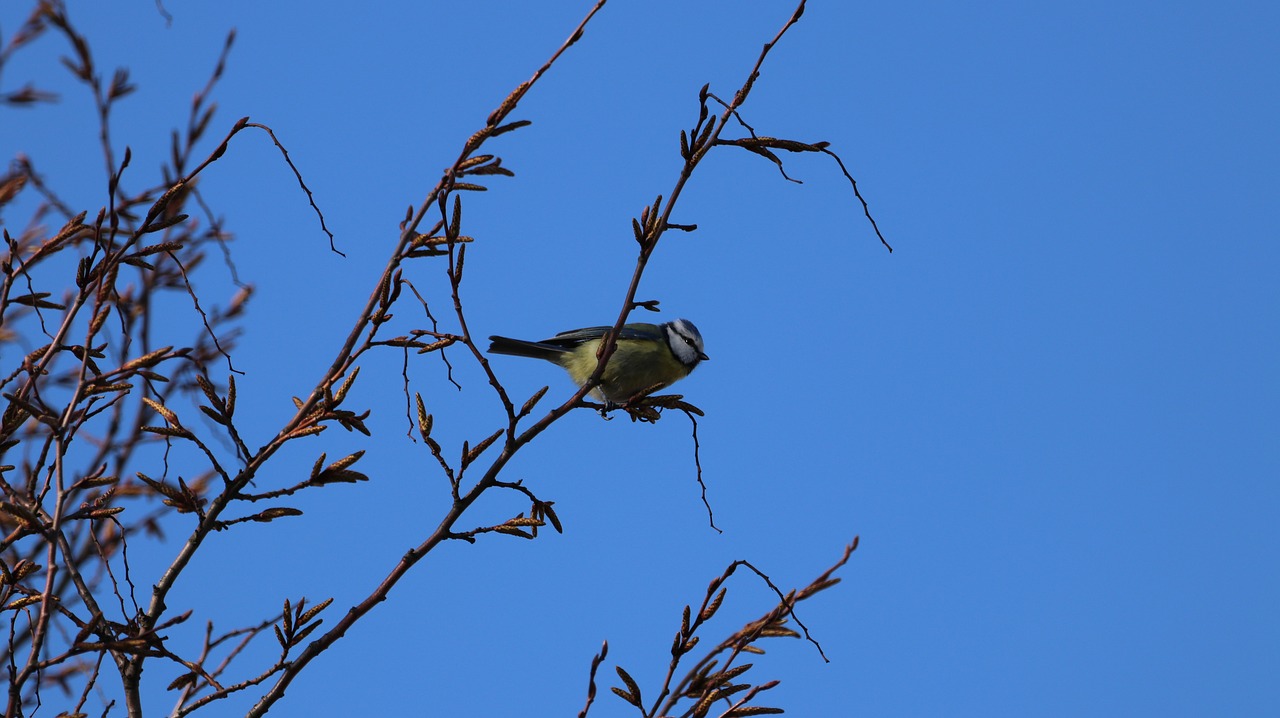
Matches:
[488,318,708,405]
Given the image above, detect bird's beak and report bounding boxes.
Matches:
[699,352,710,361]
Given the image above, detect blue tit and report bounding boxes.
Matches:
[488,318,708,404]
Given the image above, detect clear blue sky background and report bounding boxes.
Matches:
[2,1,1277,716]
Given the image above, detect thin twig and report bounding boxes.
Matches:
[576,641,609,718]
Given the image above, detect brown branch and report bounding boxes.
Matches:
[242,4,612,712]
[243,122,339,257]
[681,407,719,533]
[652,538,859,717]
[515,0,812,440]
[0,0,873,713]
[577,641,609,718]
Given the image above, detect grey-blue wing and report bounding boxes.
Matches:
[547,323,663,347]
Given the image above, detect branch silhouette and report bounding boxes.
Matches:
[0,0,879,715]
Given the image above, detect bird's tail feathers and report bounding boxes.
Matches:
[487,335,568,362]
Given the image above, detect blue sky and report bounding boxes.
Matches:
[2,1,1277,716]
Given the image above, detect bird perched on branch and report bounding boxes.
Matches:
[488,318,708,405]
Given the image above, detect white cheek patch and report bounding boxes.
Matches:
[667,326,700,365]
